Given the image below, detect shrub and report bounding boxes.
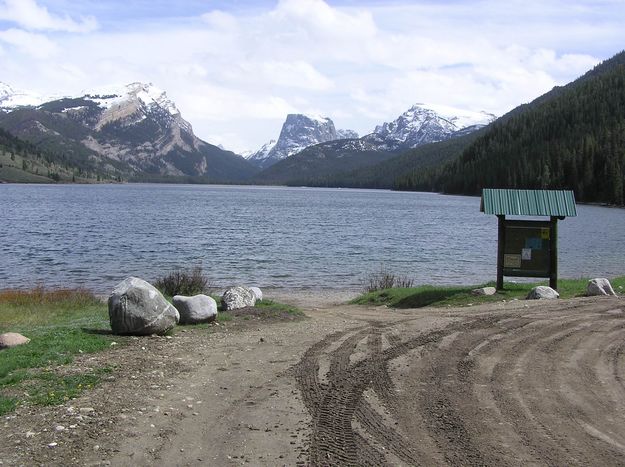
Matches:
[154,266,212,297]
[363,266,414,293]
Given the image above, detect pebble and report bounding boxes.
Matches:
[79,407,95,414]
[54,425,65,432]
[48,442,58,448]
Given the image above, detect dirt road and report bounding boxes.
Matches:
[2,293,625,466]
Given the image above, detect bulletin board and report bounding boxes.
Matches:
[502,220,552,278]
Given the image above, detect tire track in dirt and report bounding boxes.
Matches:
[295,298,625,466]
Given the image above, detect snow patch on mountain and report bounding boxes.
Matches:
[247,139,277,161]
[0,82,56,110]
[337,128,359,139]
[368,103,495,150]
[248,114,348,169]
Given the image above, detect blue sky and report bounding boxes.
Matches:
[1,0,624,152]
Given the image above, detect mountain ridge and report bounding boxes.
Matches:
[0,82,258,182]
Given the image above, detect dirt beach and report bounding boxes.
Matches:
[2,291,625,466]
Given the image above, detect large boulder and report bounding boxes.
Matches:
[526,286,559,300]
[249,287,263,301]
[0,332,30,350]
[108,277,179,335]
[221,286,256,311]
[173,294,217,324]
[587,278,617,296]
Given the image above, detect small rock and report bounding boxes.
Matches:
[526,286,559,300]
[79,407,95,414]
[54,425,65,432]
[221,286,256,311]
[48,442,57,448]
[0,332,30,350]
[471,286,496,296]
[173,294,218,324]
[587,278,617,296]
[25,431,36,438]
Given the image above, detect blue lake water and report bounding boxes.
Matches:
[0,184,624,293]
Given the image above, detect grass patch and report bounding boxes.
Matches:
[352,276,625,309]
[0,287,114,415]
[254,299,303,316]
[206,299,303,325]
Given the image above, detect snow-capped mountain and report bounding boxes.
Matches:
[248,114,359,169]
[0,81,55,110]
[0,82,257,180]
[257,103,495,184]
[336,128,359,140]
[365,103,495,151]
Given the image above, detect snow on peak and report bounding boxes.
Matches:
[299,113,331,124]
[0,81,55,109]
[82,82,181,117]
[370,103,496,150]
[247,139,276,161]
[413,103,495,129]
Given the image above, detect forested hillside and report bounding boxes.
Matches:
[0,126,120,183]
[395,50,625,205]
[285,129,485,189]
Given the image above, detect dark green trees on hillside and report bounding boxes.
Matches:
[396,51,625,205]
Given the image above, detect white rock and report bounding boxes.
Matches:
[108,277,179,335]
[221,286,256,311]
[586,278,617,296]
[526,286,559,300]
[249,287,263,301]
[172,295,217,324]
[0,332,30,350]
[471,287,496,296]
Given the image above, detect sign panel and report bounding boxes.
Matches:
[502,220,552,278]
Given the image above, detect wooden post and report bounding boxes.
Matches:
[497,215,505,290]
[549,216,558,290]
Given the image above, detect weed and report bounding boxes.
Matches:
[154,266,213,297]
[363,265,414,293]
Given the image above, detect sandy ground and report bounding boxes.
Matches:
[2,290,625,466]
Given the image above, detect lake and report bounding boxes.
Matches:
[1,184,624,294]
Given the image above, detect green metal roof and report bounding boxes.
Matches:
[481,189,577,217]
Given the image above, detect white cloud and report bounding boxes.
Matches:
[0,0,619,151]
[200,10,238,31]
[0,28,59,58]
[0,0,97,33]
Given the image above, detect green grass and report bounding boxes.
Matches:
[190,299,303,325]
[0,288,114,415]
[352,276,625,309]
[254,299,303,315]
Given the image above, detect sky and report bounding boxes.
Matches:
[0,0,624,153]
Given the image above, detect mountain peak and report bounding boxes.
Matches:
[82,82,181,117]
[0,82,55,110]
[370,103,495,150]
[248,114,339,169]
